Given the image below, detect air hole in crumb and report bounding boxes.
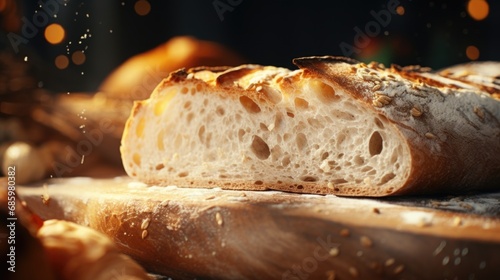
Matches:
[296,133,308,151]
[274,113,284,129]
[300,176,318,182]
[333,179,348,184]
[205,133,212,148]
[186,112,194,124]
[198,126,206,143]
[369,131,383,156]
[216,106,225,116]
[361,166,372,172]
[312,81,338,102]
[155,163,165,170]
[297,185,304,189]
[390,151,398,163]
[337,134,346,146]
[178,171,189,177]
[181,87,189,94]
[374,117,384,129]
[281,156,291,167]
[239,96,261,113]
[321,152,329,160]
[136,118,145,137]
[307,118,323,128]
[183,101,192,109]
[238,129,246,142]
[250,135,270,160]
[271,146,282,160]
[379,173,396,185]
[154,100,169,116]
[259,123,269,131]
[287,112,295,118]
[294,98,309,109]
[335,111,355,121]
[254,180,264,185]
[283,133,292,142]
[354,155,365,165]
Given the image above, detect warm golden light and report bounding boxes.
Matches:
[396,6,405,16]
[467,0,489,21]
[71,51,86,65]
[45,23,65,44]
[55,55,69,69]
[466,45,480,60]
[134,0,151,16]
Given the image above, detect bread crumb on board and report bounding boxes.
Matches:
[215,212,223,226]
[141,229,148,239]
[141,218,151,230]
[340,228,350,237]
[360,236,373,248]
[385,258,395,266]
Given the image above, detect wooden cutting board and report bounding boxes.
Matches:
[17,177,500,280]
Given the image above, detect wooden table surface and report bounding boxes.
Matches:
[17,176,500,280]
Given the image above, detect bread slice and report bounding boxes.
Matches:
[120,56,500,196]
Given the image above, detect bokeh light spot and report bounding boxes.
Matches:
[135,0,151,16]
[466,45,480,60]
[55,55,69,69]
[72,51,86,65]
[467,0,489,21]
[0,0,7,12]
[396,6,405,16]
[45,23,65,44]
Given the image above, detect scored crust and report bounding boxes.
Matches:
[120,56,500,196]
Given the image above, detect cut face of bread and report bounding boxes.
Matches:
[121,57,500,196]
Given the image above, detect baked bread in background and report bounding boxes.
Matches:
[99,36,246,101]
[121,56,500,196]
[437,61,500,99]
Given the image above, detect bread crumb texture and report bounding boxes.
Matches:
[121,57,500,196]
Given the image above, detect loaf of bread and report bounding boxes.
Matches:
[120,56,500,196]
[99,36,245,101]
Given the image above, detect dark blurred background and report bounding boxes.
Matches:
[1,0,499,93]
